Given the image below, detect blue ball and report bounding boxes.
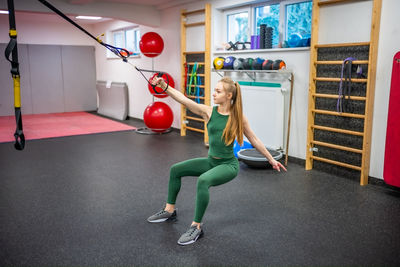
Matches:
[288,33,302,48]
[233,139,253,158]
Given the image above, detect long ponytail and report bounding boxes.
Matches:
[220,77,244,146]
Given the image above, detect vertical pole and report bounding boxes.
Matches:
[360,0,382,185]
[305,0,320,170]
[285,73,294,166]
[204,3,211,145]
[180,9,187,137]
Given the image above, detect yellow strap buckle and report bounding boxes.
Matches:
[96,33,105,43]
[13,76,21,108]
[9,29,17,37]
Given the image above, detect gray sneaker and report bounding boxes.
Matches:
[177,225,203,245]
[147,209,177,223]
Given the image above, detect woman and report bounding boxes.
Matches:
[147,76,286,246]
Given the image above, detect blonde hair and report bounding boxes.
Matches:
[220,77,244,146]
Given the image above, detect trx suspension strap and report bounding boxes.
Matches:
[37,0,169,94]
[5,0,25,150]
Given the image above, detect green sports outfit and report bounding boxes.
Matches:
[167,106,239,223]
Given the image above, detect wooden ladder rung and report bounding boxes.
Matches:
[186,85,205,88]
[315,60,369,65]
[182,9,205,16]
[313,93,366,101]
[183,51,205,54]
[185,116,204,122]
[318,0,366,7]
[186,95,205,100]
[315,42,370,48]
[312,109,365,119]
[182,74,205,77]
[311,125,364,136]
[186,126,205,133]
[186,62,205,65]
[311,155,362,171]
[185,22,205,27]
[311,140,363,154]
[314,77,368,83]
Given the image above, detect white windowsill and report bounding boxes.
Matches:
[107,54,141,60]
[213,47,310,54]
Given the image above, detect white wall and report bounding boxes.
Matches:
[0,12,95,45]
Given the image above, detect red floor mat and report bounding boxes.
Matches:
[0,112,136,143]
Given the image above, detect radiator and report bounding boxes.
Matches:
[97,81,128,120]
[240,82,284,150]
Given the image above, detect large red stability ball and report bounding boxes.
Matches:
[148,72,175,98]
[139,32,164,58]
[143,102,173,133]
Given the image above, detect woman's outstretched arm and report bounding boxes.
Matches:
[151,77,212,121]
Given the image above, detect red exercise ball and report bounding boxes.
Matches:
[148,72,175,98]
[143,101,173,133]
[139,32,164,58]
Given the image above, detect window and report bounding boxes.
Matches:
[109,27,140,57]
[254,4,280,47]
[286,1,312,40]
[227,11,249,43]
[223,0,312,49]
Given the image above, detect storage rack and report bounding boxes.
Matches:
[306,0,382,185]
[180,4,211,144]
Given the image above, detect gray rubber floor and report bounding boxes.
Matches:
[0,116,399,266]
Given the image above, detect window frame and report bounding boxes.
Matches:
[107,26,141,59]
[222,0,312,48]
[222,6,251,44]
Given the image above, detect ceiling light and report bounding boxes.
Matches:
[0,10,9,14]
[76,15,102,20]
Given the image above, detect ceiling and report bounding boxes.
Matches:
[0,0,200,26]
[67,0,198,9]
[68,0,168,5]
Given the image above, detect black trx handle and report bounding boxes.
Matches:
[134,67,169,94]
[5,0,25,150]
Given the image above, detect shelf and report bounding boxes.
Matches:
[212,69,293,74]
[212,68,293,81]
[212,47,310,55]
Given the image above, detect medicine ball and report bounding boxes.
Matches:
[272,59,286,70]
[213,57,225,70]
[233,58,244,70]
[243,58,254,70]
[252,57,264,70]
[262,59,274,70]
[223,56,236,69]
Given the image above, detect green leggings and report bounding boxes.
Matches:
[167,156,239,223]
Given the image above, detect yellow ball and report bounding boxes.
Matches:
[213,57,225,70]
